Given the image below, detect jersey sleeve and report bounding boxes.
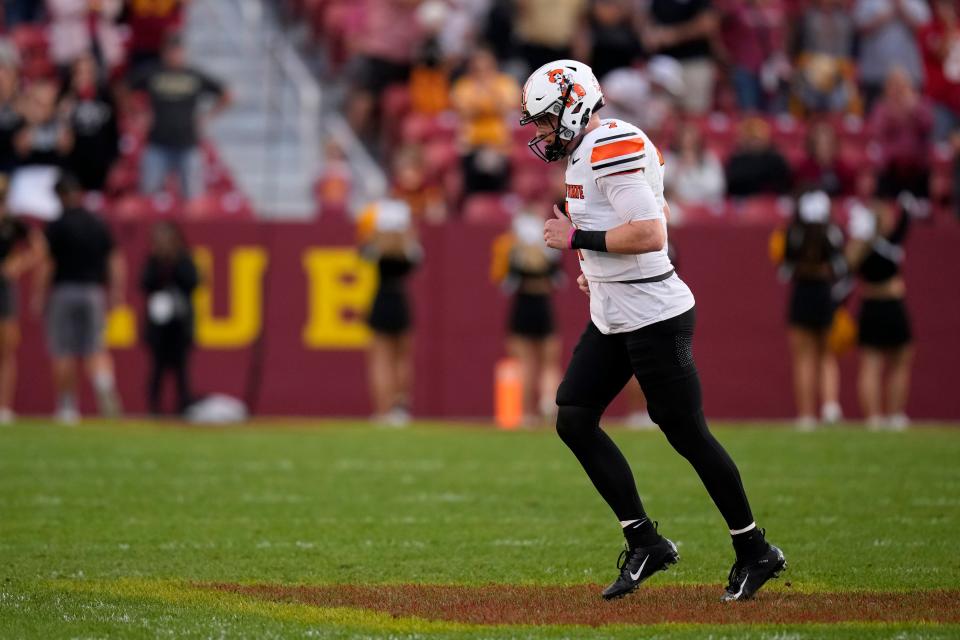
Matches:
[589,126,647,179]
[596,171,662,222]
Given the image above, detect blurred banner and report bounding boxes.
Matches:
[14,219,960,420]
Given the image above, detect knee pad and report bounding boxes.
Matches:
[556,405,602,443]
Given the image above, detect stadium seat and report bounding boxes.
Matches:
[462,194,514,225]
[730,196,790,225]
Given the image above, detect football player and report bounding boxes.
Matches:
[520,60,786,601]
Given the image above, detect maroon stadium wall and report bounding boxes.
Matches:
[13,220,960,420]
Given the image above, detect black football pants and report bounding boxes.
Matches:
[555,306,755,531]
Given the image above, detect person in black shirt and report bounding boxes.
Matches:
[0,175,42,424]
[34,174,124,424]
[359,199,422,427]
[13,79,73,168]
[62,53,119,192]
[573,0,645,81]
[644,0,719,114]
[140,221,198,416]
[131,33,231,200]
[8,79,73,220]
[846,184,917,430]
[725,117,792,197]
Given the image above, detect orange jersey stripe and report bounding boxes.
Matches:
[590,138,645,164]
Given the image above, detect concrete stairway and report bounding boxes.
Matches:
[184,0,319,219]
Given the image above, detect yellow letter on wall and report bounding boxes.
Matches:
[302,249,376,349]
[193,246,268,349]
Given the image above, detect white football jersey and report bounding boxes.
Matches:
[564,118,695,334]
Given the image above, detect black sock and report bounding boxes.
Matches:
[623,518,661,549]
[731,527,768,564]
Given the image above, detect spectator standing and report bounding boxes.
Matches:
[791,0,859,115]
[141,221,198,416]
[13,79,72,168]
[868,67,933,197]
[853,0,930,109]
[9,79,72,219]
[719,0,789,112]
[46,0,124,74]
[407,1,451,118]
[344,0,424,139]
[131,33,231,201]
[358,198,422,427]
[664,122,726,205]
[482,0,516,62]
[514,0,587,72]
[601,56,685,133]
[918,0,960,141]
[644,0,720,114]
[61,53,118,192]
[0,175,41,424]
[34,175,122,424]
[0,55,23,174]
[124,0,185,75]
[451,47,519,197]
[724,117,792,196]
[572,0,644,82]
[794,120,855,196]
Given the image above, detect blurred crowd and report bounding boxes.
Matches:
[0,1,233,424]
[0,0,246,222]
[292,0,960,225]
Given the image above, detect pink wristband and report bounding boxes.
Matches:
[567,227,577,250]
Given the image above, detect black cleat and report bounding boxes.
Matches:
[721,543,786,601]
[601,536,679,600]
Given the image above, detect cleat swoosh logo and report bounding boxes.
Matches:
[629,555,649,581]
[732,573,749,599]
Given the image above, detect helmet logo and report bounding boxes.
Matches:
[546,68,586,107]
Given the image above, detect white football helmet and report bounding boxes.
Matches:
[520,60,604,162]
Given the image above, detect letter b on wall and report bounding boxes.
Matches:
[302,249,376,348]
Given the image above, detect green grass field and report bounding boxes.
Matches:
[1,420,959,639]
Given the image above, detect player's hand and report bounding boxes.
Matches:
[544,205,573,250]
[577,272,590,297]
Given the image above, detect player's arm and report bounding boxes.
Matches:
[543,171,665,255]
[844,203,876,270]
[600,218,666,255]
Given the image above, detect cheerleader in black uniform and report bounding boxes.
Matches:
[493,211,563,425]
[0,176,42,424]
[846,190,916,430]
[779,191,848,430]
[359,199,422,427]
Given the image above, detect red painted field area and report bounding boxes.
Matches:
[205,583,960,626]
